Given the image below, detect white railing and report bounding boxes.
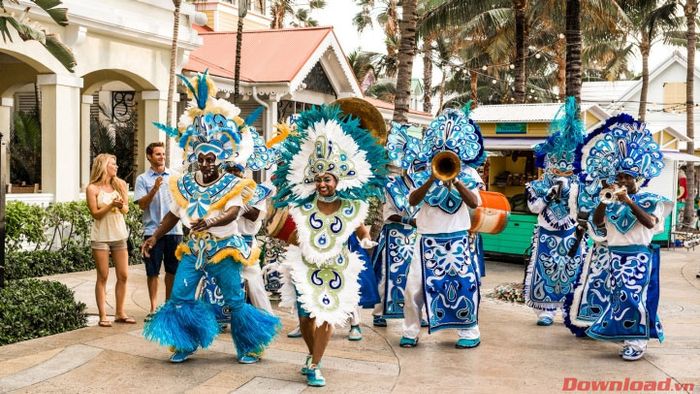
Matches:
[6,193,55,207]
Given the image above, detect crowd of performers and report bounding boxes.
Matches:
[139,72,672,387]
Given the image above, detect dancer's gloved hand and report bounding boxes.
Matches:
[359,238,378,249]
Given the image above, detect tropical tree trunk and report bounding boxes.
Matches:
[393,0,418,123]
[234,14,245,103]
[470,69,478,105]
[556,37,566,101]
[683,0,697,226]
[513,0,527,103]
[166,0,182,166]
[565,0,581,104]
[638,34,650,121]
[438,71,446,111]
[422,38,433,114]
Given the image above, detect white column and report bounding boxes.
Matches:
[139,90,170,172]
[0,98,13,190]
[80,95,92,190]
[37,74,83,202]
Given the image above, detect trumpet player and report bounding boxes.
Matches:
[523,97,585,327]
[397,107,486,349]
[578,114,672,361]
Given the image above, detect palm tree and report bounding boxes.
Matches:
[393,0,418,123]
[616,0,681,121]
[421,0,529,103]
[0,0,76,72]
[683,0,697,226]
[234,0,248,103]
[166,0,182,132]
[270,0,325,29]
[565,0,581,102]
[353,0,400,78]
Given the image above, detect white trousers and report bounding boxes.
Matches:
[350,306,361,326]
[624,339,648,351]
[242,263,273,314]
[535,309,556,320]
[401,235,480,340]
[372,262,386,316]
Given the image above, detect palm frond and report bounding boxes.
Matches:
[32,0,69,26]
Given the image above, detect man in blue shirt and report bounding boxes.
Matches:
[134,142,183,318]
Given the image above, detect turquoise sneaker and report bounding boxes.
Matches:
[169,349,196,363]
[300,355,315,375]
[238,354,260,364]
[348,325,362,341]
[306,366,326,387]
[455,338,480,349]
[420,319,429,327]
[537,316,554,326]
[399,336,418,348]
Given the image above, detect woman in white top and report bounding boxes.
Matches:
[86,153,133,327]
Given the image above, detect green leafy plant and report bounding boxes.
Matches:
[0,278,87,345]
[90,115,138,187]
[9,111,42,186]
[487,282,525,303]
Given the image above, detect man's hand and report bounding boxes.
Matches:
[190,218,210,232]
[142,237,157,258]
[617,188,632,205]
[359,238,378,249]
[153,176,163,190]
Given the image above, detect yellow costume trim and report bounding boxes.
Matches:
[174,243,191,261]
[211,246,261,266]
[266,122,292,148]
[170,176,188,209]
[209,178,257,211]
[169,176,257,211]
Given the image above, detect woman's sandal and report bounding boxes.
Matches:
[114,316,136,324]
[98,320,112,328]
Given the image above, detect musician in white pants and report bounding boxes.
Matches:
[400,167,483,349]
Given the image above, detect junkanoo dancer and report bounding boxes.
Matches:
[523,97,585,326]
[371,123,420,326]
[142,72,280,363]
[398,107,487,349]
[577,114,672,361]
[274,105,387,387]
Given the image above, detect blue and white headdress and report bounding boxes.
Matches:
[534,97,585,175]
[576,113,664,187]
[272,105,388,207]
[154,70,254,168]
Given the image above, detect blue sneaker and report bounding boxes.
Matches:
[537,316,553,326]
[420,319,429,328]
[300,355,313,375]
[399,336,418,348]
[621,346,645,361]
[238,354,260,364]
[455,338,481,349]
[348,325,362,341]
[306,366,326,387]
[169,349,196,363]
[373,316,387,327]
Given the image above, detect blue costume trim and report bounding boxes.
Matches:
[371,222,416,318]
[177,172,243,219]
[524,226,583,310]
[605,192,667,234]
[419,231,479,333]
[586,244,663,342]
[248,184,273,206]
[348,234,381,308]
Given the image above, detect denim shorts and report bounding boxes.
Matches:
[91,239,127,252]
[144,235,182,277]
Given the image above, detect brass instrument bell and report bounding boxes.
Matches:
[431,150,461,182]
[599,185,625,205]
[332,97,388,145]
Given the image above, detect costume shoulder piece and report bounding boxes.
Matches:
[289,198,369,264]
[386,175,417,216]
[170,172,256,220]
[272,105,388,208]
[605,192,672,234]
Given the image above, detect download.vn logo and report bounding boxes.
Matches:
[562,378,695,392]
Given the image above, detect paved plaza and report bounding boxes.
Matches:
[1,249,699,393]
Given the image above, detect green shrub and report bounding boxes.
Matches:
[0,279,87,345]
[4,200,144,279]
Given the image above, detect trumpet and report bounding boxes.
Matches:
[431,150,461,182]
[600,185,626,204]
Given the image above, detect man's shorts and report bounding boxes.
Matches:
[91,239,127,252]
[144,235,183,277]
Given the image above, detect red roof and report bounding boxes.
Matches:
[185,26,333,83]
